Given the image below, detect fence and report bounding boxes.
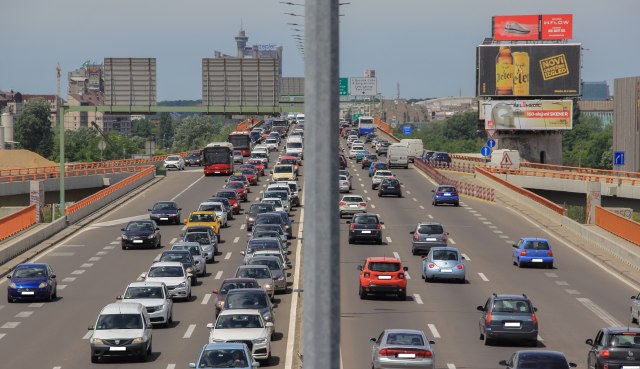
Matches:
[0,205,36,242]
[595,206,640,246]
[482,166,640,187]
[414,159,495,202]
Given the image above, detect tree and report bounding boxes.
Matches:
[172,115,234,151]
[14,98,54,158]
[131,119,154,138]
[158,113,174,149]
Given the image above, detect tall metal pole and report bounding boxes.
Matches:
[304,1,339,369]
[58,105,66,215]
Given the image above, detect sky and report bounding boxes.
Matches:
[1,0,638,101]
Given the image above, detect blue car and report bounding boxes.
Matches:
[431,185,459,206]
[368,162,388,177]
[512,238,554,268]
[422,247,465,283]
[189,342,258,369]
[7,263,57,303]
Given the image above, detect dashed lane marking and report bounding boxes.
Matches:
[419,205,425,210]
[255,197,261,201]
[488,225,497,229]
[81,263,94,268]
[468,210,477,213]
[215,271,223,279]
[49,252,75,257]
[371,204,376,209]
[555,281,569,286]
[428,324,440,338]
[58,285,67,290]
[498,235,509,239]
[225,252,232,260]
[505,240,515,244]
[240,224,245,230]
[447,364,456,369]
[473,214,481,217]
[566,289,581,295]
[492,230,504,234]
[233,237,240,244]
[428,214,433,219]
[96,251,108,255]
[406,191,411,195]
[478,273,489,282]
[28,303,44,308]
[201,294,211,305]
[412,198,417,202]
[545,272,558,277]
[360,183,364,187]
[363,190,368,194]
[483,221,492,225]
[414,294,424,305]
[62,277,76,282]
[167,365,176,369]
[59,244,84,247]
[89,257,101,262]
[381,225,386,229]
[386,237,392,243]
[1,322,20,328]
[449,238,456,245]
[71,270,85,275]
[15,311,33,318]
[478,217,487,221]
[170,238,177,244]
[393,252,401,260]
[538,334,544,341]
[462,253,470,261]
[183,324,197,339]
[367,197,372,201]
[405,271,411,279]
[83,331,92,339]
[110,241,119,245]
[103,246,115,250]
[0,333,7,340]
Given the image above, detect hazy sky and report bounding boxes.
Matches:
[1,0,638,100]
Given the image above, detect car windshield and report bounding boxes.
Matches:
[13,266,46,278]
[256,215,281,224]
[438,186,456,193]
[376,171,392,177]
[417,224,444,234]
[262,200,283,209]
[160,253,189,263]
[251,152,267,159]
[216,192,236,199]
[374,163,388,169]
[492,299,531,313]
[382,179,400,186]
[199,349,249,367]
[148,266,184,278]
[266,139,277,144]
[250,259,281,271]
[189,213,215,222]
[124,286,164,299]
[126,221,155,232]
[226,182,243,189]
[166,156,180,161]
[253,232,280,239]
[385,333,424,346]
[517,353,570,369]
[174,245,201,256]
[241,170,255,175]
[608,333,640,347]
[343,196,364,203]
[368,262,401,272]
[96,314,143,330]
[184,233,211,245]
[287,142,302,148]
[237,267,271,279]
[274,166,293,173]
[250,204,275,213]
[220,281,258,294]
[200,204,223,212]
[215,314,264,329]
[254,225,282,234]
[280,159,296,165]
[265,192,287,200]
[152,202,176,211]
[354,216,379,225]
[226,292,268,309]
[432,250,458,261]
[523,240,550,250]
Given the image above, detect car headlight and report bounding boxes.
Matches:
[216,301,224,308]
[252,338,267,344]
[178,282,187,288]
[277,276,285,281]
[264,284,273,290]
[186,267,193,273]
[91,338,103,345]
[264,312,272,322]
[151,304,165,311]
[211,338,226,342]
[38,282,48,288]
[248,217,255,222]
[9,282,16,289]
[285,224,290,229]
[121,234,128,240]
[132,337,144,343]
[147,234,155,239]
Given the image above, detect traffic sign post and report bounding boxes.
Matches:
[339,77,349,96]
[402,125,413,136]
[614,151,625,166]
[500,152,513,168]
[486,129,496,139]
[487,138,496,148]
[480,146,491,157]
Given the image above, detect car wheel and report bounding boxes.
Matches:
[483,333,492,346]
[377,193,381,197]
[547,263,554,269]
[203,264,207,275]
[348,238,354,244]
[633,314,639,324]
[398,291,406,301]
[517,258,523,268]
[52,288,58,299]
[47,289,54,302]
[411,248,417,255]
[7,296,13,303]
[91,354,99,363]
[454,202,460,207]
[157,237,162,248]
[167,311,173,327]
[141,340,151,362]
[192,277,198,286]
[376,237,382,245]
[359,286,366,300]
[122,245,127,250]
[432,201,437,206]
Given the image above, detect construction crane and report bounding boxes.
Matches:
[91,121,115,147]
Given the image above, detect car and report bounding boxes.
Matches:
[477,293,538,346]
[184,152,202,166]
[271,164,297,182]
[6,263,57,303]
[369,162,389,177]
[198,202,229,228]
[263,190,291,212]
[370,329,435,369]
[118,281,173,327]
[250,151,269,166]
[277,156,300,175]
[213,278,261,317]
[172,242,207,276]
[252,249,291,271]
[234,265,275,300]
[264,138,279,151]
[355,149,370,162]
[254,213,287,236]
[339,194,367,218]
[377,142,391,156]
[238,168,259,185]
[183,211,221,241]
[189,342,259,369]
[410,222,448,255]
[241,238,288,265]
[148,201,182,225]
[339,175,351,193]
[631,293,640,324]
[499,350,577,369]
[358,257,408,300]
[164,155,185,170]
[183,225,218,245]
[251,224,287,244]
[586,327,640,369]
[157,250,199,285]
[233,150,244,164]
[248,255,288,293]
[339,169,353,189]
[422,150,435,162]
[339,154,347,169]
[512,238,554,269]
[349,145,364,159]
[222,288,276,326]
[272,211,294,239]
[183,230,217,259]
[225,181,249,202]
[142,261,192,301]
[378,177,402,197]
[431,185,459,206]
[227,174,251,189]
[361,154,378,169]
[207,309,273,362]
[431,152,451,164]
[348,213,384,244]
[261,198,285,213]
[88,302,153,363]
[208,196,234,220]
[247,159,266,175]
[216,189,242,215]
[121,220,161,249]
[246,202,276,231]
[422,247,465,283]
[372,170,395,190]
[278,180,301,207]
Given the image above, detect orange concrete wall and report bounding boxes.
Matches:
[0,205,36,242]
[595,206,640,246]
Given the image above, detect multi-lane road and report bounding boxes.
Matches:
[0,145,301,368]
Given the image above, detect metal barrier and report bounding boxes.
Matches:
[450,154,490,163]
[0,205,37,242]
[482,166,640,186]
[414,159,495,202]
[595,206,640,246]
[522,162,640,180]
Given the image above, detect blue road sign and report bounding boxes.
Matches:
[481,146,491,157]
[487,138,496,148]
[402,125,413,135]
[614,151,625,166]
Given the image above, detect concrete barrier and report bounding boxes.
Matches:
[0,217,67,266]
[595,206,640,246]
[0,205,36,242]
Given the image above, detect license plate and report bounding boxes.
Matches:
[622,366,640,369]
[440,268,453,273]
[133,240,143,244]
[504,322,521,327]
[443,193,451,196]
[109,347,127,351]
[397,353,416,359]
[532,258,543,262]
[361,230,371,234]
[21,291,35,295]
[378,275,391,280]
[387,187,396,189]
[215,171,221,173]
[160,218,168,221]
[426,238,437,241]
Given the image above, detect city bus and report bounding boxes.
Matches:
[203,142,234,175]
[357,116,375,136]
[228,131,252,156]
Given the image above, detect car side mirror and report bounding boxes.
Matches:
[116,295,123,300]
[569,363,577,368]
[403,267,408,272]
[346,221,351,224]
[50,274,56,279]
[156,227,160,231]
[189,363,196,368]
[585,338,594,345]
[140,273,147,279]
[272,303,278,308]
[206,323,214,329]
[429,340,435,344]
[512,244,518,248]
[88,325,94,330]
[240,251,246,255]
[476,306,484,312]
[409,231,415,235]
[357,266,363,271]
[147,209,152,211]
[178,208,182,211]
[533,307,538,312]
[6,275,11,279]
[266,322,274,328]
[121,228,126,231]
[380,221,384,225]
[498,360,508,366]
[431,190,435,192]
[370,337,376,342]
[633,295,638,300]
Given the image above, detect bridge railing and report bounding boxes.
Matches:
[595,206,640,246]
[0,205,36,242]
[521,162,640,180]
[482,166,640,186]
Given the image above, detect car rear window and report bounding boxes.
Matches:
[368,262,401,272]
[492,299,531,313]
[524,240,550,250]
[417,224,444,234]
[517,353,569,369]
[432,250,458,261]
[385,333,424,346]
[355,216,379,224]
[607,333,640,347]
[343,197,363,203]
[438,186,456,193]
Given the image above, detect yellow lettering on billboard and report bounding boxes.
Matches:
[539,54,570,81]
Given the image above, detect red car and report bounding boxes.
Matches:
[358,257,408,300]
[239,169,258,185]
[228,174,251,189]
[277,156,299,175]
[247,159,266,176]
[216,190,241,214]
[224,181,249,202]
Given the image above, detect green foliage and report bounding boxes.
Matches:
[394,112,485,153]
[131,119,156,138]
[171,116,235,152]
[566,205,586,224]
[158,113,175,149]
[15,98,54,157]
[562,114,612,169]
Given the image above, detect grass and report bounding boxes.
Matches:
[43,206,64,223]
[566,205,586,224]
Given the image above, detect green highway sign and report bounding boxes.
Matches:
[339,77,349,96]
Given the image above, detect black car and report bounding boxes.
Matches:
[378,178,402,198]
[586,327,640,369]
[148,201,182,225]
[361,154,378,169]
[121,220,161,249]
[477,294,538,346]
[432,152,451,164]
[365,133,376,143]
[339,154,347,170]
[347,213,383,244]
[184,152,202,166]
[500,350,577,369]
[208,196,234,220]
[246,202,276,231]
[422,150,435,162]
[158,250,199,285]
[254,213,287,230]
[223,288,276,324]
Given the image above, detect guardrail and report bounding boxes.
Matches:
[414,159,495,202]
[595,206,640,246]
[522,162,640,180]
[0,205,36,242]
[482,166,640,186]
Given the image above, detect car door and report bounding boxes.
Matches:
[371,331,385,363]
[513,239,524,262]
[588,330,604,369]
[479,299,491,333]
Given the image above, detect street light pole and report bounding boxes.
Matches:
[58,105,66,216]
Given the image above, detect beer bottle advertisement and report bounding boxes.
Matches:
[477,44,581,97]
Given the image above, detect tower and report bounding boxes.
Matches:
[235,27,249,58]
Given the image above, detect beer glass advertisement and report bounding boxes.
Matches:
[477,44,581,97]
[483,100,573,130]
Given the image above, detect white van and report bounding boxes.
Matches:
[387,143,409,169]
[296,113,305,124]
[399,139,424,163]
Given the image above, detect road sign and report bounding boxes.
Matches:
[487,138,496,148]
[481,146,491,157]
[352,113,363,122]
[349,77,377,96]
[98,141,106,151]
[339,78,349,96]
[486,129,496,138]
[614,151,625,166]
[501,152,513,167]
[402,125,413,136]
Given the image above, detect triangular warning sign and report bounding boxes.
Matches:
[500,152,513,167]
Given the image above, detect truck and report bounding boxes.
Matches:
[399,139,424,163]
[386,143,409,169]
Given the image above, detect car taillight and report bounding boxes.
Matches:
[600,349,610,358]
[376,224,382,229]
[547,251,553,257]
[520,250,527,256]
[485,312,492,325]
[457,264,463,269]
[379,349,432,358]
[413,233,419,241]
[350,224,356,230]
[436,192,444,195]
[359,203,367,206]
[531,312,537,325]
[364,272,370,278]
[398,273,405,279]
[428,263,435,269]
[339,202,346,206]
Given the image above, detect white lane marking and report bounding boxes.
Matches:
[89,257,101,262]
[414,294,424,305]
[116,237,121,241]
[420,205,425,210]
[262,184,267,188]
[386,237,392,243]
[412,198,417,202]
[465,207,473,210]
[566,289,581,295]
[401,184,406,188]
[356,173,360,177]
[478,217,487,221]
[415,169,439,186]
[225,252,232,260]
[92,214,147,227]
[96,251,108,255]
[58,285,67,290]
[405,271,411,279]
[577,298,623,326]
[473,214,481,217]
[555,281,569,286]
[468,210,477,213]
[360,183,364,187]
[367,197,372,201]
[428,214,433,219]
[447,364,456,369]
[83,331,93,339]
[462,253,470,261]
[1,322,20,328]
[15,311,33,318]
[202,294,212,305]
[48,252,75,256]
[492,230,503,234]
[406,191,411,195]
[478,273,489,282]
[545,272,558,278]
[103,245,115,250]
[183,324,197,339]
[255,197,261,201]
[53,367,62,369]
[498,235,509,239]
[62,277,76,282]
[537,334,544,341]
[233,237,240,244]
[28,303,44,308]
[363,190,368,194]
[285,207,304,369]
[505,240,515,244]
[59,244,84,247]
[482,221,492,225]
[240,224,246,230]
[166,365,176,369]
[449,238,456,245]
[428,324,440,338]
[381,225,386,229]
[170,237,177,244]
[488,225,498,229]
[393,252,401,260]
[110,241,119,245]
[358,178,362,182]
[371,204,376,209]
[71,270,85,275]
[0,333,6,340]
[505,206,640,291]
[260,190,264,194]
[215,271,223,279]
[81,263,94,268]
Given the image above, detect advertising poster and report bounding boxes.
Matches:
[493,15,540,41]
[484,100,573,130]
[541,14,573,40]
[477,44,581,97]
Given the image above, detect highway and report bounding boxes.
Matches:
[0,145,301,368]
[339,136,638,369]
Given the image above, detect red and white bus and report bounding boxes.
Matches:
[228,131,252,157]
[202,142,234,175]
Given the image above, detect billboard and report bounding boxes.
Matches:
[483,99,573,130]
[104,58,156,106]
[477,44,581,97]
[492,14,573,41]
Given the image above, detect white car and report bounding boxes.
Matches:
[261,198,285,213]
[372,170,396,190]
[118,281,173,327]
[142,262,191,301]
[339,194,367,218]
[264,138,279,151]
[164,155,185,170]
[208,309,273,361]
[250,151,269,165]
[197,201,228,228]
[233,150,244,164]
[349,145,364,159]
[339,175,350,193]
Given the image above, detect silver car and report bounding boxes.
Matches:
[371,329,435,369]
[248,256,288,293]
[183,232,216,262]
[410,222,448,255]
[421,247,465,283]
[172,242,207,276]
[235,265,275,300]
[164,155,185,170]
[339,169,353,189]
[119,281,173,327]
[207,309,273,362]
[142,262,191,301]
[339,175,351,193]
[339,194,367,218]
